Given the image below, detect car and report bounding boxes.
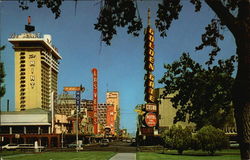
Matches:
[126,139,132,143]
[230,141,239,149]
[67,142,84,148]
[132,138,136,143]
[100,139,109,146]
[18,144,45,150]
[2,144,19,150]
[18,144,34,149]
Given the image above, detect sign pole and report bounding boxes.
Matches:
[63,85,85,151]
[75,90,81,152]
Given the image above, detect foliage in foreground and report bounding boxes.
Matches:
[159,53,236,130]
[162,125,229,155]
[162,125,192,155]
[196,125,229,155]
[0,45,5,98]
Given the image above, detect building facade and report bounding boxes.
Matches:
[97,104,107,134]
[56,94,93,135]
[8,33,62,111]
[97,103,115,136]
[106,92,120,135]
[154,88,194,133]
[0,108,61,148]
[106,104,115,136]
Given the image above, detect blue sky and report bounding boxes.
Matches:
[0,1,236,134]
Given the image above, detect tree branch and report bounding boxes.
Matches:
[205,0,238,36]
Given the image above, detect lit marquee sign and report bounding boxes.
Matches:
[92,68,98,134]
[144,27,155,103]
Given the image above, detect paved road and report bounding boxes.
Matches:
[109,153,136,160]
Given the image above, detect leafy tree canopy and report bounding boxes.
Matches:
[162,125,192,154]
[159,53,236,129]
[0,46,5,98]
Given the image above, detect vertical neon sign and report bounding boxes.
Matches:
[144,8,155,103]
[92,68,98,134]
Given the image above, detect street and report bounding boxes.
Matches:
[82,141,137,153]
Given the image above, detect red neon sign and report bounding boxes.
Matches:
[92,68,98,134]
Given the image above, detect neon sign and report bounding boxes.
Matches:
[144,27,155,103]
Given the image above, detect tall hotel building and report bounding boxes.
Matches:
[106,91,120,134]
[8,33,62,111]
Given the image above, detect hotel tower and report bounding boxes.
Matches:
[8,33,62,111]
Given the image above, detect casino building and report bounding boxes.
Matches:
[0,20,63,148]
[106,91,120,135]
[8,33,62,111]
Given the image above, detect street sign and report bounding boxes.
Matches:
[64,86,85,92]
[144,104,157,112]
[145,112,157,127]
[75,91,81,111]
[141,127,154,135]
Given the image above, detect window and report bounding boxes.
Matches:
[20,56,25,60]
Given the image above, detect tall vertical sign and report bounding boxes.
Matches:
[144,9,155,103]
[141,9,158,135]
[92,68,98,134]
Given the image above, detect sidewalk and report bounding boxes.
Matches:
[109,153,136,160]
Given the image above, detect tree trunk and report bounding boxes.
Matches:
[207,1,250,159]
[232,14,250,159]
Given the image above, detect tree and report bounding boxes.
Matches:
[196,125,229,155]
[159,53,236,130]
[0,46,5,98]
[14,0,250,159]
[162,125,192,155]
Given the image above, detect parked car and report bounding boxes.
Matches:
[2,144,19,150]
[18,144,45,150]
[18,144,34,149]
[230,141,239,149]
[132,138,136,143]
[100,139,109,146]
[67,142,84,148]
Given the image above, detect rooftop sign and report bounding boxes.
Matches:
[63,86,85,92]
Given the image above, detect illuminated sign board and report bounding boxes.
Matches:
[63,86,85,92]
[145,112,157,127]
[141,127,154,135]
[92,68,98,134]
[144,27,155,103]
[144,104,157,112]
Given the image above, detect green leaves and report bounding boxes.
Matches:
[159,53,236,129]
[196,125,229,155]
[18,0,62,19]
[196,19,224,65]
[155,0,183,37]
[0,46,5,98]
[94,0,142,45]
[162,125,193,154]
